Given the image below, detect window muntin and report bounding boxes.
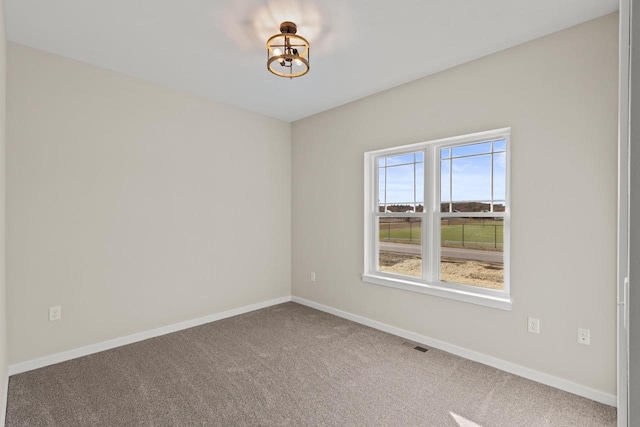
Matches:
[364,128,510,309]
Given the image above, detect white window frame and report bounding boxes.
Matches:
[362,128,512,310]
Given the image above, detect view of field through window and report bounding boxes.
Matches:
[377,140,506,289]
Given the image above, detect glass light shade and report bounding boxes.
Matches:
[266,23,310,78]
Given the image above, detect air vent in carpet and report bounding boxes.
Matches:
[414,346,428,352]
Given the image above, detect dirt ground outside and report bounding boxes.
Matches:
[379,252,503,290]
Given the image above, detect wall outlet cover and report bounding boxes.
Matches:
[578,328,591,345]
[49,306,62,321]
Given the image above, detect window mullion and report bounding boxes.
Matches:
[421,149,428,282]
[433,145,441,284]
[424,147,434,283]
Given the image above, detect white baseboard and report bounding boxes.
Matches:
[9,296,292,376]
[291,296,616,407]
[7,294,616,407]
[1,370,8,426]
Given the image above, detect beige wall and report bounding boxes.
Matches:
[0,0,7,416]
[7,44,291,364]
[629,0,640,418]
[292,13,619,395]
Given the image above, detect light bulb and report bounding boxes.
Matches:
[273,48,283,57]
[294,58,303,66]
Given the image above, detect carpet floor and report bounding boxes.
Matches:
[6,302,616,426]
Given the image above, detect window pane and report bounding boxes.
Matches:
[378,157,385,167]
[451,155,491,201]
[493,152,506,200]
[378,217,422,278]
[440,217,503,289]
[379,151,423,211]
[378,168,385,212]
[416,162,424,205]
[440,148,450,159]
[386,153,415,166]
[440,159,450,203]
[386,164,415,206]
[451,142,491,157]
[493,139,506,152]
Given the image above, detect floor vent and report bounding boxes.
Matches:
[414,346,428,353]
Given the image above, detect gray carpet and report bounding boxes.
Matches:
[6,302,616,426]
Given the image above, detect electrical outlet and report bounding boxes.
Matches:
[49,306,62,322]
[527,317,540,334]
[311,272,316,282]
[578,328,590,345]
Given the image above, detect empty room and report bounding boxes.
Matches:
[0,0,637,426]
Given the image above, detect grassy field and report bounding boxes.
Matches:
[378,222,422,243]
[441,222,503,249]
[379,220,503,249]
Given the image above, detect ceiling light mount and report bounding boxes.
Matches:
[279,21,297,35]
[267,21,309,79]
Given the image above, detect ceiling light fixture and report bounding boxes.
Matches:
[266,21,309,79]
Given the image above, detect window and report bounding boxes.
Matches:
[363,128,511,310]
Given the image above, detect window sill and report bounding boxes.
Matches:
[361,273,512,311]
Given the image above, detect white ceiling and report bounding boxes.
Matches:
[5,0,619,122]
